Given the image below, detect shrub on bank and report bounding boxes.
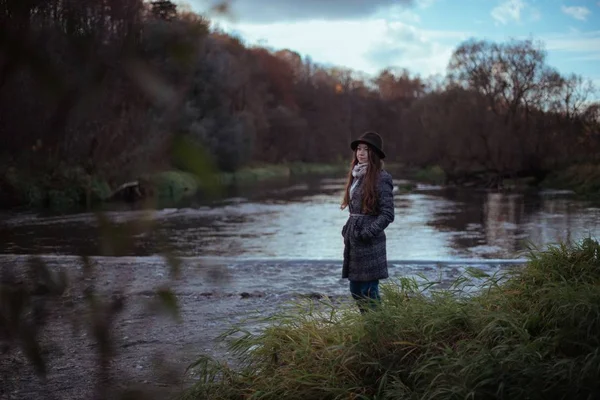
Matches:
[541,163,600,197]
[183,238,600,400]
[410,165,446,185]
[0,165,111,209]
[218,163,348,185]
[150,170,201,202]
[0,160,351,210]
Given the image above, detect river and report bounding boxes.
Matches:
[1,174,599,261]
[1,173,600,398]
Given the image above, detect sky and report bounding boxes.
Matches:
[189,0,600,88]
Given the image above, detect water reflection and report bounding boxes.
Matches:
[426,188,599,259]
[0,176,599,260]
[527,194,599,250]
[483,193,525,255]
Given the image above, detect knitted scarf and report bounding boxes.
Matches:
[350,162,368,197]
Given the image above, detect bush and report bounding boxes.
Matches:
[541,163,600,197]
[151,170,200,201]
[411,165,446,185]
[182,238,600,400]
[0,165,111,209]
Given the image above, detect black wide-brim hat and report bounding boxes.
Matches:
[350,131,386,159]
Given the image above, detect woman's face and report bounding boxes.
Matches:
[356,143,369,164]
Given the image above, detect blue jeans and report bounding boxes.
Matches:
[349,280,380,313]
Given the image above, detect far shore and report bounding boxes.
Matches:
[1,162,598,213]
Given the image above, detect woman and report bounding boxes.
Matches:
[341,131,395,313]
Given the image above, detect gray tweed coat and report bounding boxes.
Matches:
[341,170,395,281]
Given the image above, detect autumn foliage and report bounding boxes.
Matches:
[0,0,598,207]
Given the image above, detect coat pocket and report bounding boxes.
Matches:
[353,217,378,245]
[342,222,349,237]
[350,218,366,244]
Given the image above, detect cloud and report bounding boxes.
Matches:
[543,30,600,54]
[365,30,458,77]
[570,54,600,61]
[561,6,591,21]
[529,7,541,21]
[212,17,470,77]
[193,0,414,23]
[212,19,389,73]
[491,0,525,25]
[542,30,600,86]
[374,4,422,24]
[417,0,437,8]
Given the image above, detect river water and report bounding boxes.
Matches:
[1,174,599,261]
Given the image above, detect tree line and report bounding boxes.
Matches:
[0,0,598,201]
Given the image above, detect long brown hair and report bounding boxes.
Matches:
[340,146,383,214]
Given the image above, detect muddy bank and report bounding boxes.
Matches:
[0,255,522,399]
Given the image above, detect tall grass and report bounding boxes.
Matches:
[182,238,600,400]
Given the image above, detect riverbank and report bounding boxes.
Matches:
[539,163,600,198]
[0,162,351,212]
[183,238,600,400]
[408,163,600,198]
[2,161,598,213]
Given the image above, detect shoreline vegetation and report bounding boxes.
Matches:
[1,162,599,212]
[0,162,351,211]
[181,238,600,400]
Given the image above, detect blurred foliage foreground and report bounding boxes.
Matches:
[0,219,184,399]
[0,131,223,398]
[183,238,600,400]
